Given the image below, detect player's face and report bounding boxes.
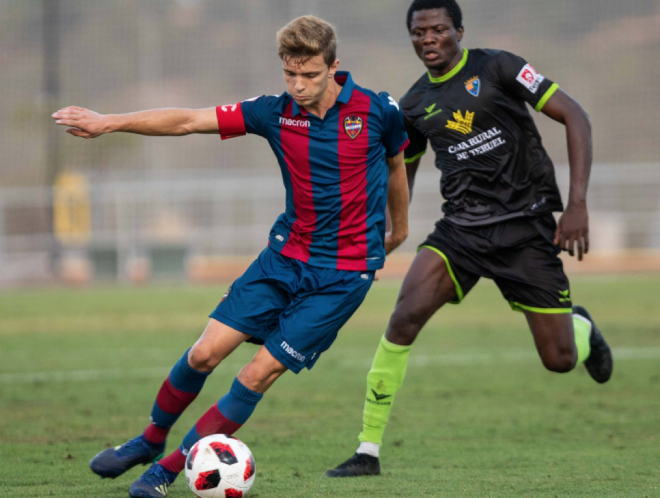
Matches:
[409,8,463,74]
[282,55,338,108]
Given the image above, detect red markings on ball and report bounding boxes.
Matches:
[243,455,255,481]
[195,469,221,490]
[210,441,238,465]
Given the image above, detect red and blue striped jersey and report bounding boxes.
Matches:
[216,71,409,271]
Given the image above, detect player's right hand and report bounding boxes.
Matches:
[52,106,109,139]
[384,231,407,255]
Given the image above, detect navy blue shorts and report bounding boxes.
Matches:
[210,247,375,373]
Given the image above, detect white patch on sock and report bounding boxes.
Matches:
[356,442,380,458]
[573,314,593,336]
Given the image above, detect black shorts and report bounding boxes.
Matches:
[419,215,572,314]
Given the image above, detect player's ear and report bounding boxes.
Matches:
[456,26,464,42]
[328,59,340,78]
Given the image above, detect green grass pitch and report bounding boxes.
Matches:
[1,275,660,497]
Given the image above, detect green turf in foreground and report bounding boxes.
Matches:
[1,275,659,497]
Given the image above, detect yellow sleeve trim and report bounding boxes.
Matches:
[535,83,559,112]
[404,150,426,164]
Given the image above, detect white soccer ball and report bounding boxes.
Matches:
[184,434,256,498]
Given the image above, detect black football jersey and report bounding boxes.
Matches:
[401,48,563,226]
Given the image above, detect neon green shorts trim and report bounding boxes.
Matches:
[418,245,464,304]
[509,301,572,314]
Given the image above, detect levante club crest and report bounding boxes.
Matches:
[465,76,480,97]
[343,116,363,139]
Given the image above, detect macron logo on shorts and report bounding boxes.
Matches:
[281,341,306,362]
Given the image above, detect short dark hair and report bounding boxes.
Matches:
[406,0,463,32]
[277,15,337,67]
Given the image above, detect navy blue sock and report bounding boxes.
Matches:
[144,349,211,444]
[184,378,262,451]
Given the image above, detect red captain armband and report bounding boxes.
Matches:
[216,103,246,140]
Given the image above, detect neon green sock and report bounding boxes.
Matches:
[358,335,411,445]
[573,314,591,364]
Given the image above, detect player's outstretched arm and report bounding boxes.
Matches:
[385,152,410,255]
[51,106,219,139]
[542,89,592,261]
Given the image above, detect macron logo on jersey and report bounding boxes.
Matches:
[516,64,545,94]
[279,117,310,128]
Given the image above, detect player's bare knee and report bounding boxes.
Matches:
[188,343,221,373]
[387,305,432,345]
[540,346,577,373]
[386,317,418,345]
[238,356,286,393]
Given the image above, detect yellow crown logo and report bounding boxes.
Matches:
[445,110,474,135]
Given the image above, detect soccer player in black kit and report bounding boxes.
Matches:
[327,0,613,477]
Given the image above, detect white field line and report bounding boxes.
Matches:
[1,347,659,385]
[371,346,660,368]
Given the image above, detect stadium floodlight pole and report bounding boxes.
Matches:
[0,195,5,287]
[43,0,61,188]
[43,0,62,275]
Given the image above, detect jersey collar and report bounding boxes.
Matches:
[334,71,355,104]
[427,48,468,84]
[291,71,355,116]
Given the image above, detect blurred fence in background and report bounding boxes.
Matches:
[1,0,659,286]
[3,163,660,285]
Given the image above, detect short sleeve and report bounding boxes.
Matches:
[379,92,409,158]
[493,51,559,112]
[403,116,427,164]
[215,95,279,140]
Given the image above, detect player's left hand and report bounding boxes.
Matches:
[554,203,589,261]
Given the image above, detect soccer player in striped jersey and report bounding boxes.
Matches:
[326,0,613,478]
[53,15,410,498]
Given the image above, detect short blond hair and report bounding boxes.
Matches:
[276,15,337,67]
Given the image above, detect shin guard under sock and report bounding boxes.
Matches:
[358,335,411,446]
[159,378,263,474]
[144,349,211,445]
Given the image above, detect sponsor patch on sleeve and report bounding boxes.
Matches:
[516,63,545,94]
